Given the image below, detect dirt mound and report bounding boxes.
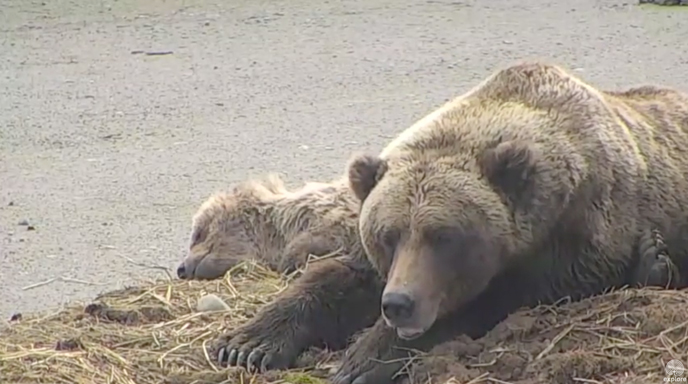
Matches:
[408,288,688,384]
[1,262,686,384]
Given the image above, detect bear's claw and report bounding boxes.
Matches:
[213,323,300,373]
[633,228,681,288]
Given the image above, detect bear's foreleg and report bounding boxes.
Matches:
[212,254,382,373]
[331,302,503,384]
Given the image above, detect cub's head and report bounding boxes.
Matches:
[347,141,581,340]
[176,176,286,280]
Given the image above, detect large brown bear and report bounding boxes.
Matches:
[212,61,687,384]
[176,174,361,280]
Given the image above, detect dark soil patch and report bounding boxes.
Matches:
[407,287,688,384]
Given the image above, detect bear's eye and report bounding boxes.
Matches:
[190,229,205,245]
[426,228,455,246]
[381,230,399,252]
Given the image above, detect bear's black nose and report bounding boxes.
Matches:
[177,263,188,279]
[381,292,415,323]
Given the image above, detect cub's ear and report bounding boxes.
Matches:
[480,141,538,198]
[347,153,388,202]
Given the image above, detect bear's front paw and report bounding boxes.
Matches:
[648,254,681,288]
[213,318,303,373]
[331,348,405,384]
[331,322,408,384]
[634,229,681,288]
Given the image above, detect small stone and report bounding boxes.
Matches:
[18,219,28,226]
[8,201,14,206]
[9,313,22,321]
[27,225,36,231]
[196,294,230,312]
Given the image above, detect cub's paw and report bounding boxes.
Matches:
[277,253,309,275]
[213,318,303,373]
[279,233,341,275]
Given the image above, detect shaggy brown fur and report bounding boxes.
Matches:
[177,174,360,280]
[211,61,688,384]
[337,62,688,384]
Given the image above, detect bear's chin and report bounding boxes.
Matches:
[396,327,427,340]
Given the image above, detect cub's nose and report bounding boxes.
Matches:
[381,292,415,324]
[177,263,188,279]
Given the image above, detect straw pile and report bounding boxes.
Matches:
[2,261,687,384]
[0,262,336,384]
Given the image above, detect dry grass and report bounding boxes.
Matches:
[0,262,332,384]
[2,262,688,384]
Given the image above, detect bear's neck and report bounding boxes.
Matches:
[243,198,320,264]
[251,177,357,263]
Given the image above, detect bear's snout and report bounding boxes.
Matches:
[177,262,188,279]
[381,292,415,324]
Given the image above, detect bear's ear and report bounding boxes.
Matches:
[347,153,389,202]
[480,141,537,198]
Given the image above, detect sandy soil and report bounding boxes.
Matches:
[0,0,686,319]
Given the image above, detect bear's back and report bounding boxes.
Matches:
[379,63,688,192]
[601,87,688,270]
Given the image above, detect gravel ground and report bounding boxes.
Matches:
[0,0,686,319]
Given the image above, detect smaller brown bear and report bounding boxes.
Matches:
[176,174,360,280]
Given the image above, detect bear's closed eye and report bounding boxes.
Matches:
[381,230,399,251]
[424,228,456,245]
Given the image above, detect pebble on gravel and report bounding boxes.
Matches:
[196,294,230,313]
[18,219,29,226]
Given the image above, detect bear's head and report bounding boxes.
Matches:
[347,140,582,340]
[177,175,287,280]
